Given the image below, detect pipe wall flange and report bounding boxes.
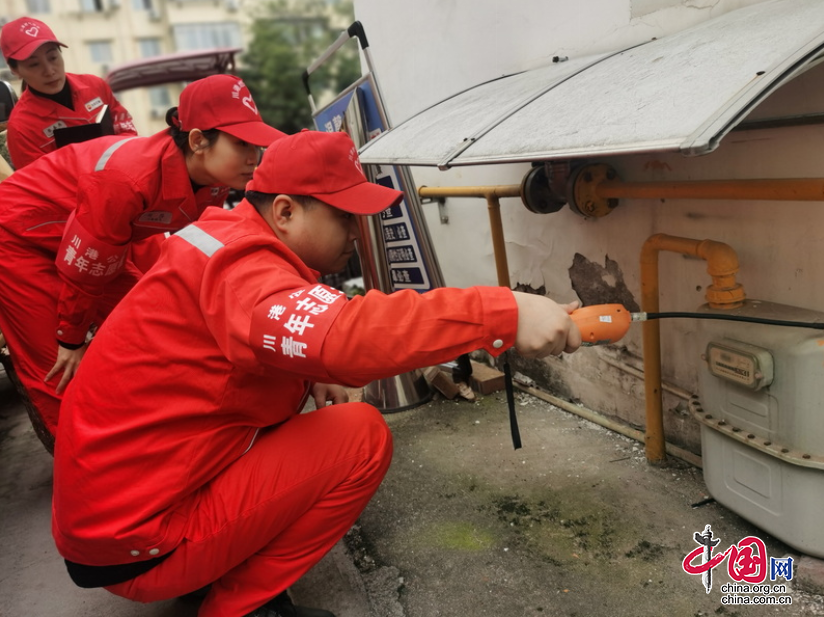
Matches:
[519,164,567,214]
[568,163,621,217]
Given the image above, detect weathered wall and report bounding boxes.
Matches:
[351,0,824,455]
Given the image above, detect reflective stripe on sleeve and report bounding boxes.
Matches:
[94,137,138,171]
[175,225,224,257]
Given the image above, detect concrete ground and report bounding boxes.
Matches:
[2,365,824,617]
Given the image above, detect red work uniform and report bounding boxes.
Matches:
[0,131,230,444]
[52,200,517,617]
[7,72,137,169]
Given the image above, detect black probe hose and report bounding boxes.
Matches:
[645,312,824,330]
[504,309,824,450]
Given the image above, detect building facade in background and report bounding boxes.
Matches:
[0,0,346,134]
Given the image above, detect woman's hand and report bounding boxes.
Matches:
[45,344,87,394]
[311,382,349,409]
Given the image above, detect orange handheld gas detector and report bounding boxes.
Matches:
[569,302,824,347]
[570,304,633,346]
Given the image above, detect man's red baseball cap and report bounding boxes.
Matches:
[178,74,285,148]
[247,129,404,215]
[1,17,66,61]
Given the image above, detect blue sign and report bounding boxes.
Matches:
[315,90,355,134]
[314,80,433,292]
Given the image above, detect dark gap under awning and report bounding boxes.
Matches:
[358,0,824,169]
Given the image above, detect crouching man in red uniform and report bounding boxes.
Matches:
[52,130,582,617]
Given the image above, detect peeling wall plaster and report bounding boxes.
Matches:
[568,254,640,312]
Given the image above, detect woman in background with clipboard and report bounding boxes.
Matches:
[0,16,137,169]
[0,74,284,453]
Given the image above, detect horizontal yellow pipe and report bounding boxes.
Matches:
[418,185,520,288]
[418,184,521,199]
[419,185,521,199]
[597,178,824,201]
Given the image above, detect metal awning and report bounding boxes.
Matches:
[358,0,824,169]
[105,48,241,92]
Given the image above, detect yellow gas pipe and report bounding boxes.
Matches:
[418,185,521,288]
[572,164,824,216]
[597,178,824,202]
[417,179,763,467]
[640,234,745,464]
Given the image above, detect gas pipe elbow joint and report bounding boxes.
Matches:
[696,240,746,309]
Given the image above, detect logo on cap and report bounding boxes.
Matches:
[22,23,40,38]
[231,79,258,115]
[348,146,363,175]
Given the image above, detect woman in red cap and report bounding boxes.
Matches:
[0,16,138,169]
[0,73,284,453]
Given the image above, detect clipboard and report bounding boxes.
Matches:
[54,105,115,148]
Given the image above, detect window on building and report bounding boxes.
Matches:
[131,0,152,10]
[138,38,162,58]
[148,86,171,110]
[274,16,326,46]
[80,0,104,12]
[26,0,51,13]
[88,41,113,64]
[172,22,242,51]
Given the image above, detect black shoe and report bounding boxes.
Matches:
[245,591,336,617]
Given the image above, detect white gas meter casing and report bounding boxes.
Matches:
[693,299,824,559]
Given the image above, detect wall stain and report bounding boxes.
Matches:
[503,354,573,400]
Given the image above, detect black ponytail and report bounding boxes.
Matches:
[165,106,220,153]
